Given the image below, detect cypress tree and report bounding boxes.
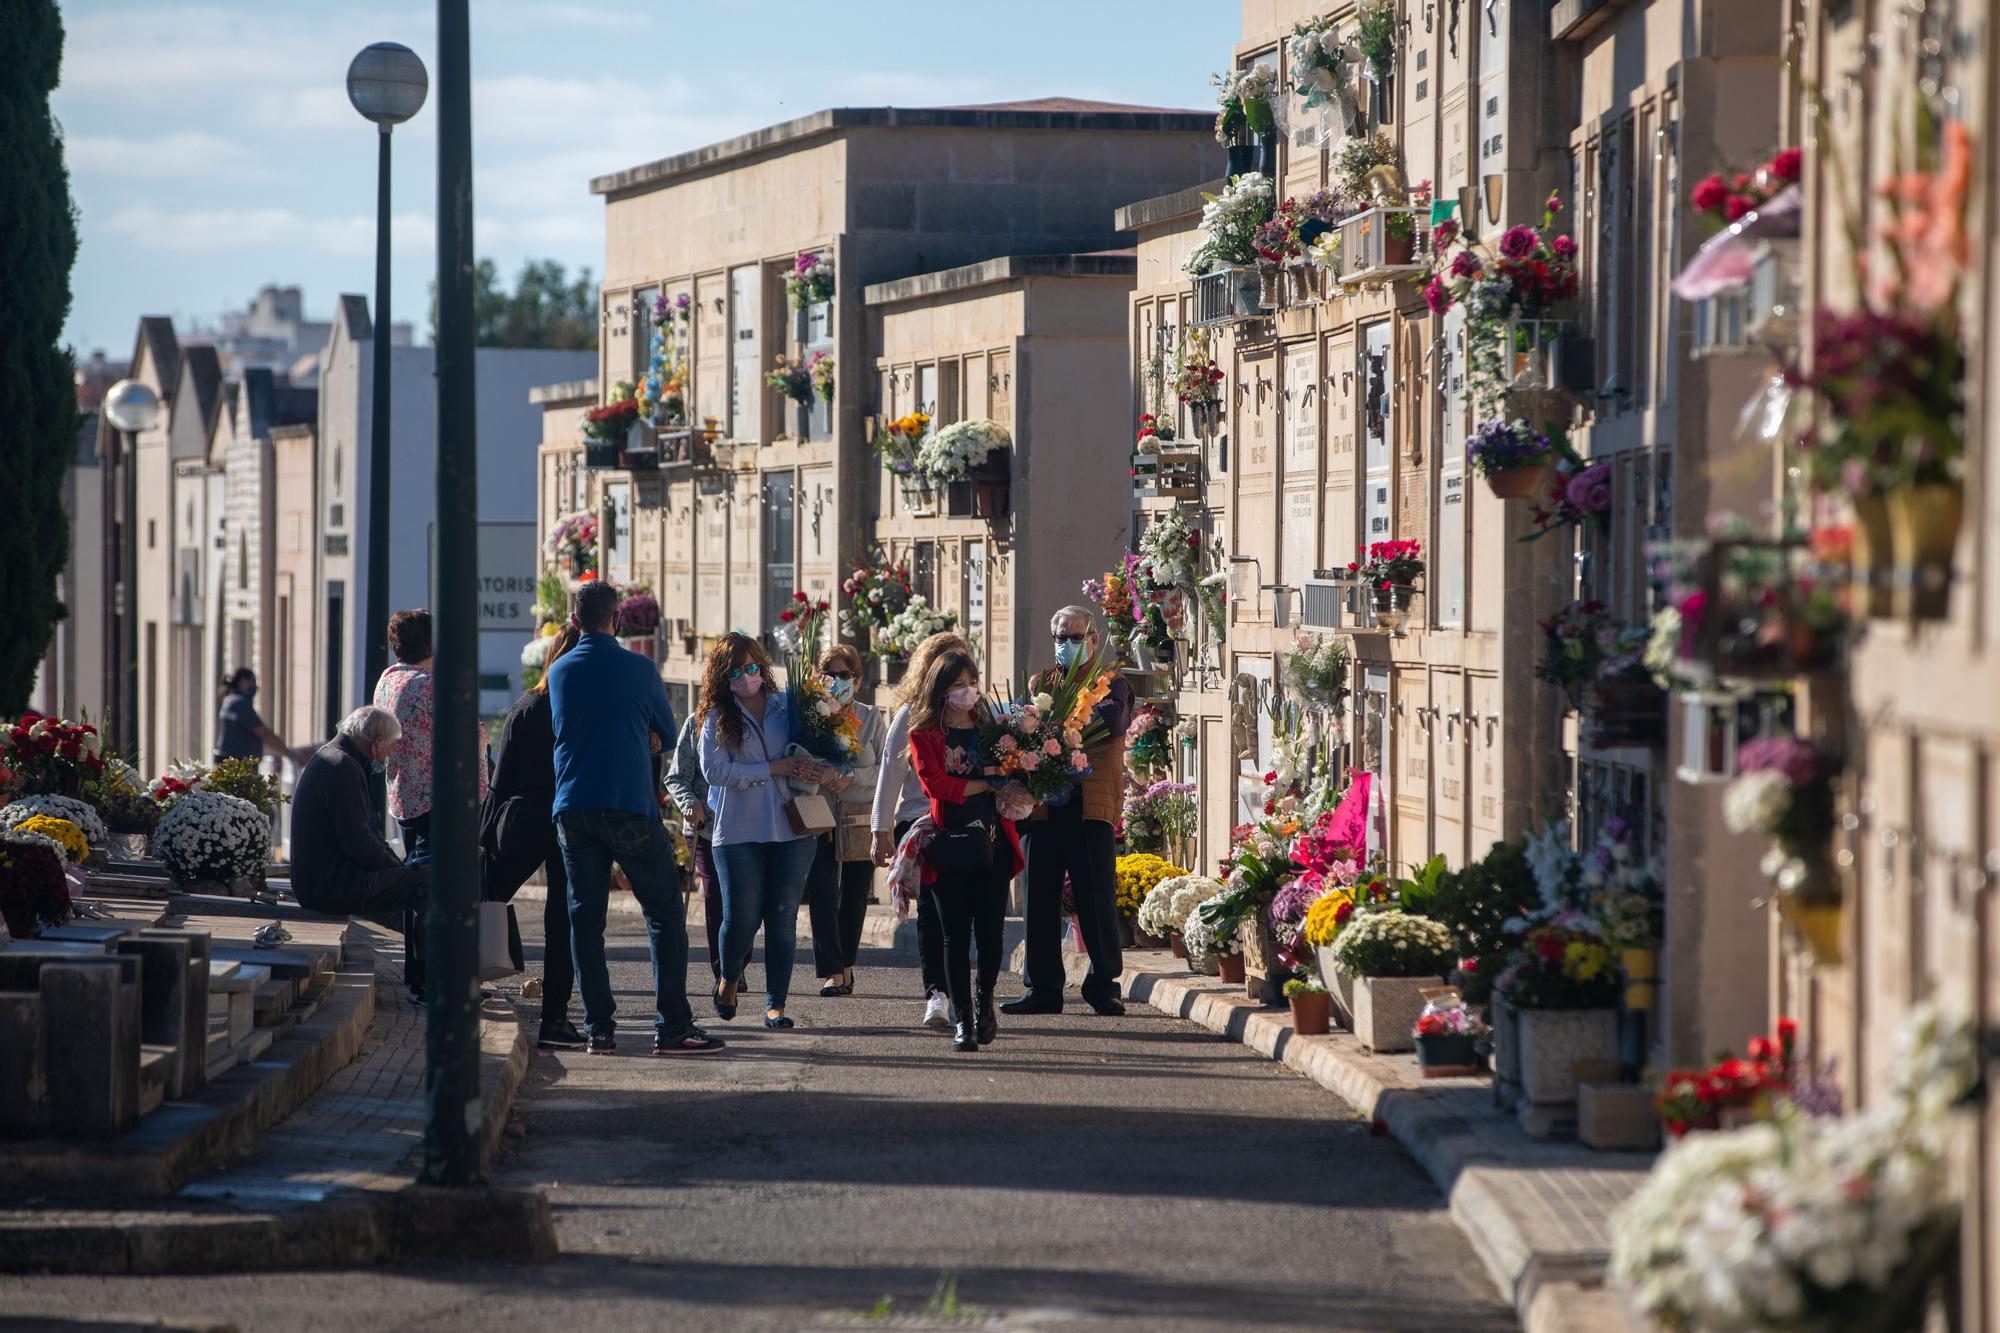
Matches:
[0,1,81,714]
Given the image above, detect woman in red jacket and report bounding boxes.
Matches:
[907,648,1023,1052]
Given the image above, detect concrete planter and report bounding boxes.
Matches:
[1315,943,1353,1025]
[1493,1004,1521,1109]
[1350,974,1439,1053]
[1516,1008,1619,1104]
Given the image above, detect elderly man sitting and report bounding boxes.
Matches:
[291,705,430,998]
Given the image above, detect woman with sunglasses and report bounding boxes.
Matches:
[698,633,834,1028]
[907,648,1024,1052]
[805,643,883,997]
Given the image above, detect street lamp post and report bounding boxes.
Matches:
[346,41,427,728]
[422,0,481,1186]
[102,379,161,765]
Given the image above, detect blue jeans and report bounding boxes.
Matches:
[556,809,693,1041]
[714,836,817,1011]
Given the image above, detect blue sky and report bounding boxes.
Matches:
[54,0,1238,356]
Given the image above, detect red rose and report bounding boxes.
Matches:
[779,610,795,622]
[1768,147,1802,182]
[1732,172,1751,191]
[1690,172,1729,213]
[1263,800,1276,815]
[1263,770,1277,784]
[1535,934,1565,961]
[1723,194,1755,222]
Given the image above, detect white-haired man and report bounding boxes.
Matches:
[1002,605,1132,1017]
[291,705,430,998]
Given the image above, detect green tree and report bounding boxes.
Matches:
[0,1,81,714]
[429,258,599,349]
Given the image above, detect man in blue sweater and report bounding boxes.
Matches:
[549,580,723,1055]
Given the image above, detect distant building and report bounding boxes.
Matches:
[73,350,128,412]
[179,284,413,384]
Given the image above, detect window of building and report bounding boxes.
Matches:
[728,265,761,441]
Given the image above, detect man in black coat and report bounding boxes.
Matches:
[291,705,429,997]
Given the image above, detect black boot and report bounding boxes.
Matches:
[951,1017,979,1052]
[974,988,998,1045]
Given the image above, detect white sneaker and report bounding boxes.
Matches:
[922,992,952,1031]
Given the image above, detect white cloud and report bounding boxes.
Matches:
[66,131,289,184]
[98,204,435,255]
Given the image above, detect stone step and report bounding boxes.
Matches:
[251,976,298,1027]
[36,925,131,949]
[138,1045,173,1116]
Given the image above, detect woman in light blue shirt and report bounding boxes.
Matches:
[698,632,833,1028]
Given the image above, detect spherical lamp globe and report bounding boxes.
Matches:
[102,379,161,434]
[346,42,428,127]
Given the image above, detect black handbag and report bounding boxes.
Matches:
[929,819,997,874]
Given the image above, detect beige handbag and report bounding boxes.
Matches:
[836,814,874,863]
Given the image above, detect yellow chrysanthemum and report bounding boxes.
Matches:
[1302,889,1355,947]
[14,814,88,864]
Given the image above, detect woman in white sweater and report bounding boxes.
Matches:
[806,643,886,996]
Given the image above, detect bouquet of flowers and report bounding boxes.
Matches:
[1424,190,1578,321]
[783,654,864,785]
[1136,508,1202,594]
[916,418,1009,483]
[615,589,661,637]
[149,761,206,810]
[1582,820,1665,952]
[1211,64,1276,143]
[1134,412,1175,452]
[1334,131,1398,201]
[1354,0,1397,84]
[767,352,830,407]
[584,386,640,445]
[1495,913,1622,1009]
[547,512,598,575]
[1415,1006,1491,1039]
[840,546,913,643]
[784,250,835,309]
[11,814,88,864]
[2,793,109,851]
[85,758,160,835]
[1252,209,1301,267]
[1186,173,1276,276]
[1,713,107,800]
[1534,599,1617,707]
[1121,780,1196,853]
[202,757,286,817]
[1114,853,1187,921]
[1287,15,1349,110]
[871,411,930,476]
[153,790,270,888]
[1689,146,1801,230]
[1287,632,1351,708]
[979,693,1091,805]
[776,590,833,660]
[1082,559,1141,659]
[1722,735,1839,943]
[1125,704,1172,777]
[875,594,957,660]
[1518,428,1612,541]
[1171,330,1227,403]
[1654,1018,1808,1138]
[1465,419,1552,479]
[639,294,691,428]
[1351,539,1424,590]
[1612,1007,1973,1332]
[0,833,71,938]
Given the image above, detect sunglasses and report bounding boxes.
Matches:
[1053,633,1087,645]
[824,670,856,681]
[725,662,762,680]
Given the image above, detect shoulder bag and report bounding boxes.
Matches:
[751,718,836,835]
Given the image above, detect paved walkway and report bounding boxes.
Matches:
[0,911,1516,1332]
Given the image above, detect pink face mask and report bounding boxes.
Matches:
[729,674,762,699]
[947,685,980,712]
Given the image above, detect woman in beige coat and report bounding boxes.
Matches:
[805,643,885,995]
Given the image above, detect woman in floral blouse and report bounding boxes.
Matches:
[373,609,488,861]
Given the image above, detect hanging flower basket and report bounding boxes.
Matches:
[1886,481,1963,621]
[1486,465,1546,500]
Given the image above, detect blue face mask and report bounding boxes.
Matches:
[1054,639,1085,668]
[369,759,386,775]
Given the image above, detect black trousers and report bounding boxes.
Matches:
[807,834,872,978]
[896,819,949,999]
[303,862,429,995]
[1021,804,1123,1005]
[925,857,1009,1024]
[483,828,576,1025]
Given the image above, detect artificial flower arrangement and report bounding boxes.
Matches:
[776,590,833,660]
[1689,146,1801,230]
[1612,1006,1973,1333]
[767,351,832,407]
[1136,507,1203,593]
[152,790,270,888]
[2,793,109,852]
[1580,818,1665,954]
[584,383,640,445]
[1520,428,1612,542]
[1424,191,1579,417]
[148,764,204,810]
[1,713,108,804]
[1172,330,1227,404]
[1333,131,1398,202]
[546,511,598,576]
[1652,1017,1819,1138]
[1252,200,1304,267]
[916,418,1010,484]
[1287,631,1351,709]
[1134,412,1175,452]
[1328,909,1457,979]
[1082,558,1142,662]
[1415,1005,1492,1039]
[1211,64,1277,144]
[1114,852,1188,922]
[638,292,691,428]
[874,594,957,661]
[1465,419,1553,493]
[1351,538,1424,591]
[839,545,913,644]
[1353,0,1397,86]
[871,410,930,477]
[1185,173,1276,276]
[0,830,72,938]
[11,814,88,864]
[1125,704,1173,778]
[615,588,661,637]
[1121,780,1197,855]
[1533,599,1619,708]
[1657,528,1845,679]
[1720,734,1841,959]
[202,757,286,817]
[86,757,160,836]
[784,251,835,309]
[1494,913,1623,1010]
[1286,15,1350,111]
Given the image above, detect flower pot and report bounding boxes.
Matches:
[1351,974,1440,1053]
[1133,926,1163,950]
[1887,482,1963,621]
[1850,493,1894,619]
[1118,916,1137,949]
[1370,583,1415,634]
[1484,465,1545,500]
[1620,947,1659,1011]
[1415,1032,1481,1076]
[1515,1007,1619,1104]
[1257,266,1281,310]
[1216,954,1246,983]
[1256,132,1278,178]
[1288,990,1332,1036]
[1383,234,1415,266]
[1170,930,1186,959]
[1,907,40,939]
[1314,943,1353,1023]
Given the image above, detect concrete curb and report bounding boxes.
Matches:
[1120,964,1646,1333]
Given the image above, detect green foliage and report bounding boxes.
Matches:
[429,258,598,349]
[1356,0,1399,85]
[1334,131,1399,202]
[203,757,286,815]
[1421,840,1541,1005]
[1283,977,1325,998]
[0,2,81,715]
[1393,854,1451,915]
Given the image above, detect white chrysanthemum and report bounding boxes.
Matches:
[154,790,269,887]
[1,795,108,850]
[1721,770,1792,836]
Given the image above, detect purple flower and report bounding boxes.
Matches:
[1737,736,1822,787]
[675,292,691,311]
[1499,225,1539,259]
[1551,234,1577,260]
[1450,249,1482,278]
[1564,462,1613,514]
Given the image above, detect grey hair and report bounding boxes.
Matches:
[1050,604,1103,639]
[337,705,401,748]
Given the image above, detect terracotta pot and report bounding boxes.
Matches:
[1850,493,1894,619]
[1216,954,1246,983]
[1887,482,1963,621]
[1383,233,1415,266]
[1485,465,1545,500]
[1288,989,1332,1036]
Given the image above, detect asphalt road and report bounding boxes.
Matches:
[0,912,1516,1333]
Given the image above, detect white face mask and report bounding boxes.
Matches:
[947,685,980,713]
[824,675,855,704]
